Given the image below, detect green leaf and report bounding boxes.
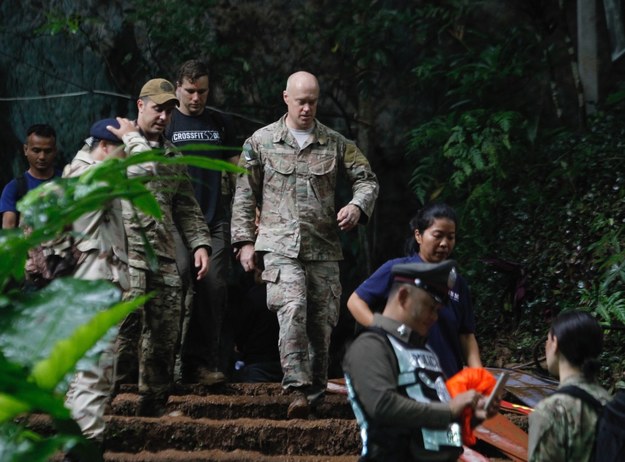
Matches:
[30,293,148,391]
[0,279,121,369]
[0,423,82,462]
[0,357,69,421]
[0,395,31,422]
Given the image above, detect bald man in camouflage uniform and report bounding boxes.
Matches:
[231,71,378,419]
[110,78,212,417]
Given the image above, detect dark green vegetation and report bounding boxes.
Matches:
[465,109,625,384]
[1,0,624,425]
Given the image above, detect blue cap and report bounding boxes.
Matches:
[89,118,121,144]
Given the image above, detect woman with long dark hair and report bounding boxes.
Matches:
[346,202,482,378]
[528,310,611,461]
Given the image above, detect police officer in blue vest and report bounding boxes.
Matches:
[343,260,491,461]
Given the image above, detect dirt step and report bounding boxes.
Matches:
[104,449,358,462]
[112,392,354,420]
[117,383,289,397]
[35,382,365,460]
[104,415,360,456]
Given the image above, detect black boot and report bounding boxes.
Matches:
[136,394,167,417]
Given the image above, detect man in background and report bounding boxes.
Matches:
[0,124,59,228]
[166,59,238,385]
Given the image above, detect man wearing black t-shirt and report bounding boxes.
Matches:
[166,59,239,384]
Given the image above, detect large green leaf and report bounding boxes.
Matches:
[0,282,148,423]
[0,357,69,421]
[102,148,244,174]
[0,232,31,287]
[157,153,244,173]
[0,423,83,462]
[31,293,148,391]
[0,279,121,369]
[18,173,160,235]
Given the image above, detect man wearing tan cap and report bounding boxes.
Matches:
[109,78,212,416]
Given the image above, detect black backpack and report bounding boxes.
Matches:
[15,174,27,202]
[15,174,29,222]
[556,385,625,462]
[0,174,28,228]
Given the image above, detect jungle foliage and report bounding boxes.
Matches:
[0,152,240,461]
[401,1,625,382]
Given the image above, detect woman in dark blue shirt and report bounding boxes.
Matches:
[346,202,482,378]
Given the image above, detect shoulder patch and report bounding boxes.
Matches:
[243,144,256,161]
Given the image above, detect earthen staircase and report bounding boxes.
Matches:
[28,381,518,461]
[24,382,359,461]
[103,382,360,462]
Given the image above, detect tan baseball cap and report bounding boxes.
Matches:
[139,78,179,106]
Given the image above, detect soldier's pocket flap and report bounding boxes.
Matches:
[330,282,342,299]
[266,155,295,175]
[309,153,336,176]
[261,267,280,283]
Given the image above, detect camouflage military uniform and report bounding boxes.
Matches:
[62,146,129,442]
[231,115,378,395]
[62,147,129,289]
[528,374,611,462]
[119,131,211,410]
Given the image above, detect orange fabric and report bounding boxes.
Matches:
[446,367,497,446]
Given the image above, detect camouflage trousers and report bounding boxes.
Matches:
[117,260,183,402]
[262,253,341,393]
[65,339,117,442]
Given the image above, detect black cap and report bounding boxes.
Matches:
[391,260,457,304]
[89,118,121,144]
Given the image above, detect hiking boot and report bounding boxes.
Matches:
[308,391,326,417]
[195,367,227,385]
[181,366,227,385]
[287,390,310,419]
[136,395,167,417]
